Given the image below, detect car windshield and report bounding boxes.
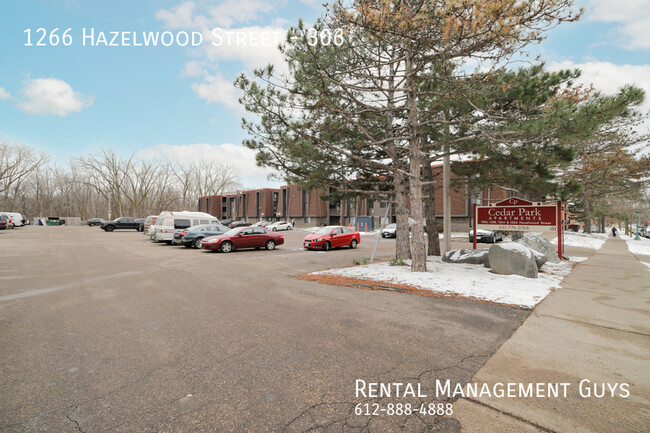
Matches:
[314,227,334,235]
[385,224,396,229]
[223,228,240,237]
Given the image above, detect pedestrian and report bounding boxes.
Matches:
[291,219,295,228]
[612,226,617,237]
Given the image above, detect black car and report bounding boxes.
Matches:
[219,219,233,227]
[101,217,144,232]
[228,221,251,228]
[87,218,106,227]
[135,218,145,231]
[175,224,229,248]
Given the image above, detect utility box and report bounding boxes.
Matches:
[354,216,374,232]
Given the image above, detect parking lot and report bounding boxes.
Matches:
[1,226,531,432]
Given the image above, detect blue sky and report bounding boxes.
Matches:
[0,0,649,187]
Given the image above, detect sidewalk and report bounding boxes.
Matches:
[453,237,650,432]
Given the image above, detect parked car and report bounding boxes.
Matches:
[469,228,504,243]
[86,218,106,227]
[381,223,397,238]
[303,226,360,251]
[143,215,158,234]
[1,212,24,228]
[0,214,8,230]
[135,218,145,231]
[228,221,251,229]
[173,224,229,248]
[267,221,293,231]
[101,217,144,232]
[219,219,233,227]
[154,212,219,243]
[201,227,284,253]
[251,221,272,227]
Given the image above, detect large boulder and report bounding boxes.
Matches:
[442,248,490,266]
[515,235,560,263]
[488,243,539,278]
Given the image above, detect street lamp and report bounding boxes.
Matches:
[635,209,641,240]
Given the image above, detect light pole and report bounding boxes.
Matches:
[635,209,640,240]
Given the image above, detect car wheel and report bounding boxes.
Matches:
[272,227,277,231]
[220,241,233,253]
[490,236,496,244]
[350,239,358,249]
[323,241,331,251]
[265,240,276,250]
[137,225,144,232]
[469,236,473,243]
[105,225,114,232]
[192,238,202,249]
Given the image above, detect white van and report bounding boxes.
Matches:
[154,212,219,243]
[1,212,24,228]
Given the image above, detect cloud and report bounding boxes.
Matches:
[156,0,278,29]
[17,77,93,116]
[138,142,283,188]
[201,26,288,71]
[190,72,243,111]
[549,60,650,139]
[0,87,10,100]
[587,0,650,50]
[156,2,288,113]
[548,61,650,106]
[155,1,198,29]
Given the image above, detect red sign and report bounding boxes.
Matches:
[475,199,558,232]
[473,199,564,260]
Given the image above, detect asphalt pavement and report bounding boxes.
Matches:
[1,226,529,432]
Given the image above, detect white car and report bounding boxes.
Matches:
[381,223,397,238]
[267,221,293,231]
[0,212,24,228]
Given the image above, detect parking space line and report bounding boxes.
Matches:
[0,271,144,302]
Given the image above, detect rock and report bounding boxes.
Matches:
[442,248,490,266]
[488,243,538,278]
[530,249,548,269]
[515,235,560,263]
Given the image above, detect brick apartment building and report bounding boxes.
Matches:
[198,164,509,230]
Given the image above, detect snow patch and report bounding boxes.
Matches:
[551,232,607,250]
[620,234,650,256]
[311,257,582,308]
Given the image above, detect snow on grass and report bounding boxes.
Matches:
[619,234,650,256]
[311,257,585,308]
[550,232,607,250]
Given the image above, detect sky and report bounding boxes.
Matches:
[0,0,649,188]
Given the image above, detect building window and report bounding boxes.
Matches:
[379,201,387,208]
[304,216,310,223]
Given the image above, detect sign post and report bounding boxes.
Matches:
[473,198,563,260]
[472,203,477,250]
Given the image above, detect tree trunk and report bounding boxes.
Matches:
[394,170,411,260]
[405,51,426,272]
[583,196,592,234]
[422,161,440,256]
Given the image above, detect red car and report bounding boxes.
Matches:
[201,226,284,252]
[303,226,360,251]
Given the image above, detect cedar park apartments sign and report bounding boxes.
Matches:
[475,198,560,232]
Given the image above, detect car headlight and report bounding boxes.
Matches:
[207,239,218,243]
[313,238,321,242]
